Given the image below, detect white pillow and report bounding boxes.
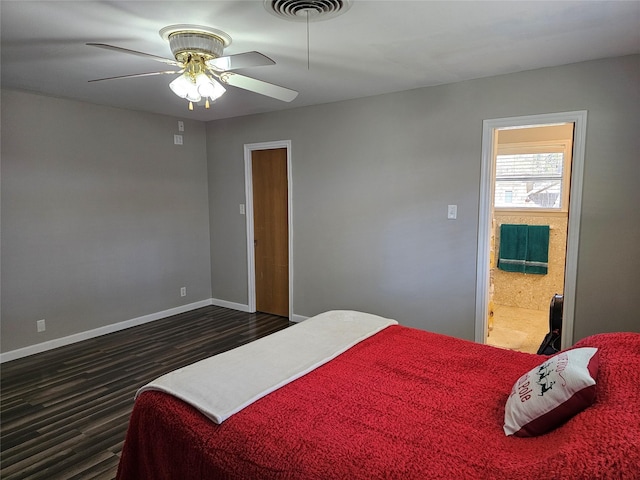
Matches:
[504,347,599,437]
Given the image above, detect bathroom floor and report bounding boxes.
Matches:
[487,304,549,354]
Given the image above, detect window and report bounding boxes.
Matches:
[494,144,571,211]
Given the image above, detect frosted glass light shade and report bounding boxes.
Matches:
[170,73,202,102]
[170,71,225,107]
[169,74,194,98]
[185,89,202,103]
[196,74,226,100]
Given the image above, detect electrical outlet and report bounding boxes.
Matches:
[239,204,245,215]
[180,287,187,297]
[174,134,183,145]
[177,121,184,132]
[447,204,458,220]
[37,319,46,332]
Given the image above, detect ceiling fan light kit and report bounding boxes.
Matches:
[160,25,232,110]
[87,23,298,112]
[169,72,226,105]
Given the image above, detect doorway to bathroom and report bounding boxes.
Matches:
[487,123,573,352]
[475,111,588,353]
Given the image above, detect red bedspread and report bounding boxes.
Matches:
[117,326,640,479]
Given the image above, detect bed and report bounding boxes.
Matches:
[116,311,640,479]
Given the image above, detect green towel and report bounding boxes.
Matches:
[498,224,528,273]
[525,225,550,274]
[498,224,549,275]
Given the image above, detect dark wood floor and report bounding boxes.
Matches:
[0,306,292,480]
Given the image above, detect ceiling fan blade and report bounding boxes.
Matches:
[86,43,181,67]
[206,51,276,71]
[219,72,298,102]
[88,70,182,82]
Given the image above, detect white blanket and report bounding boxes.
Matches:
[136,310,397,424]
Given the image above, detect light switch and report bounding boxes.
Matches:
[239,204,245,215]
[447,205,457,219]
[174,134,183,145]
[178,121,184,132]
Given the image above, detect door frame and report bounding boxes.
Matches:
[475,111,588,349]
[244,140,294,319]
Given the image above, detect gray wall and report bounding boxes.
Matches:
[1,90,212,352]
[206,55,640,342]
[2,55,638,354]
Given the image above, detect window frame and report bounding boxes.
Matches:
[494,140,573,213]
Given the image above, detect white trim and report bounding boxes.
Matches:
[562,111,587,350]
[291,314,309,323]
[475,111,587,349]
[0,299,213,363]
[210,298,251,312]
[475,121,496,345]
[243,140,294,320]
[244,150,257,313]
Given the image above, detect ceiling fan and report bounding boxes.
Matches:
[87,24,298,110]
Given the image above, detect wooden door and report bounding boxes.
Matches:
[252,148,289,317]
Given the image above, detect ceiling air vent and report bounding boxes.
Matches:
[264,0,352,22]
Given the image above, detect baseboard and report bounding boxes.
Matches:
[1,299,307,363]
[210,298,306,322]
[210,298,251,312]
[0,299,213,363]
[208,299,309,320]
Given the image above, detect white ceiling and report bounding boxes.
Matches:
[2,1,639,122]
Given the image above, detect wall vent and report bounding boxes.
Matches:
[264,0,352,22]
